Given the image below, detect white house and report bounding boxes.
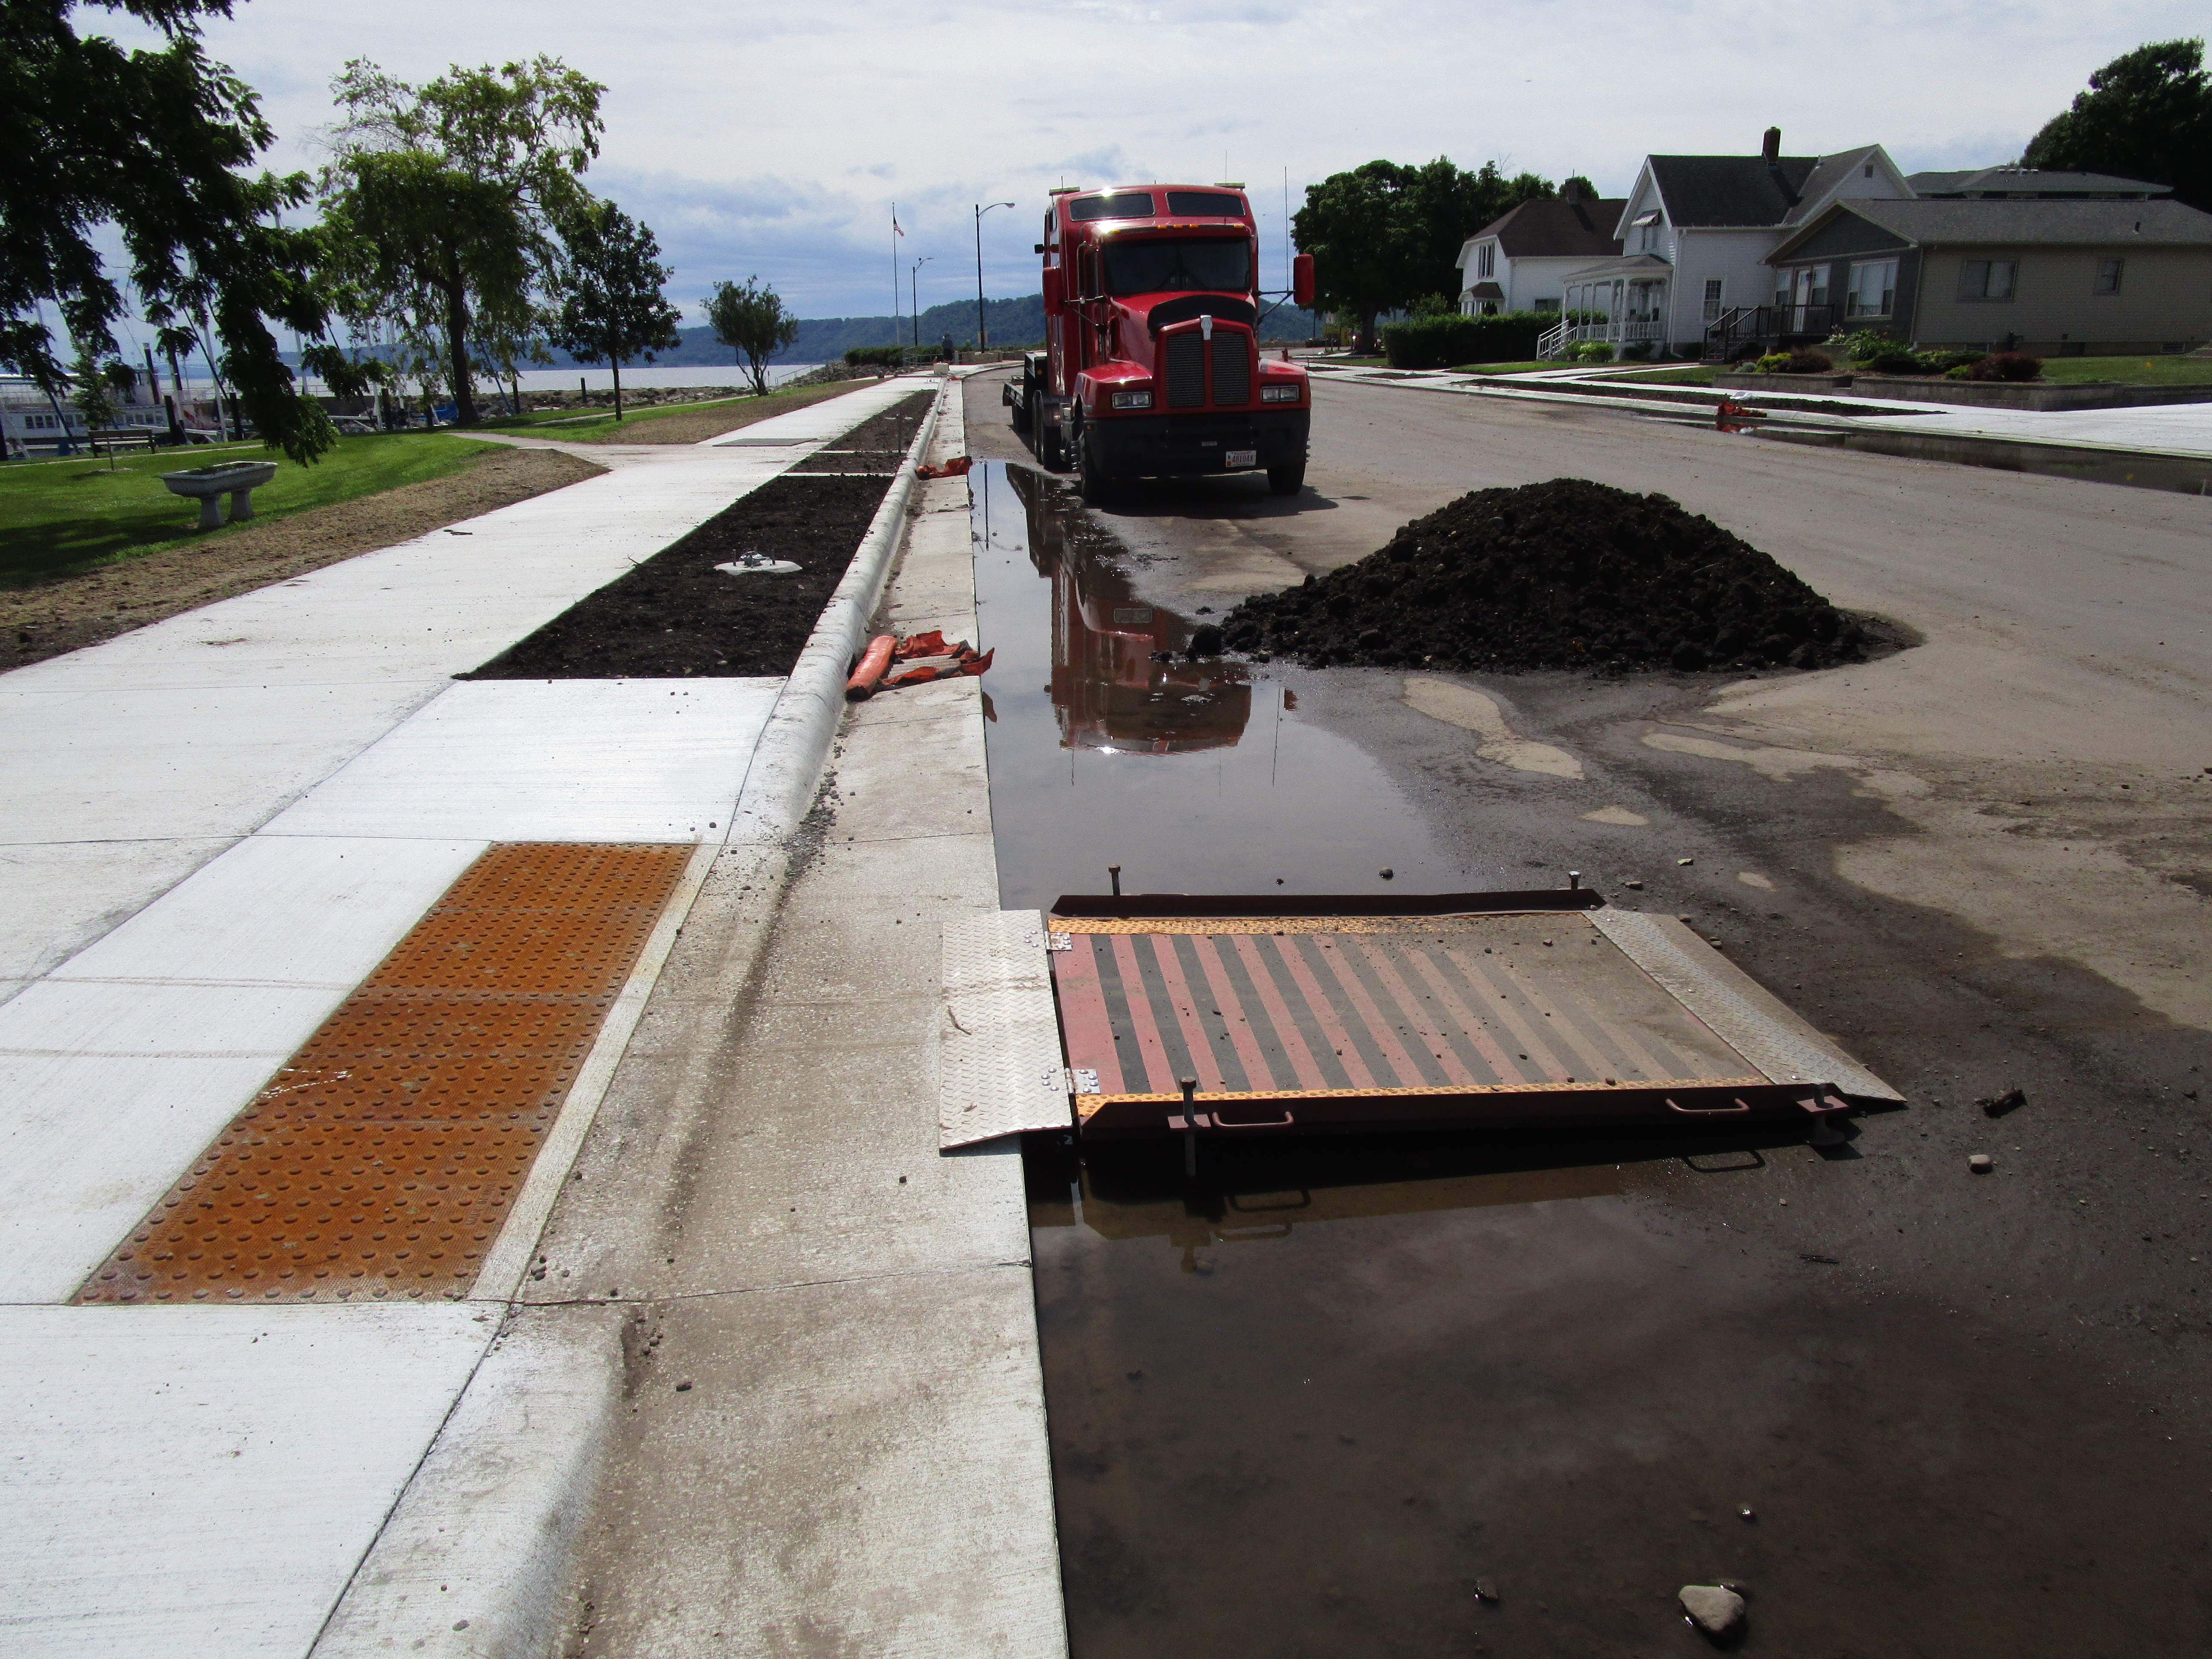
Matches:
[1547,128,1914,357]
[1454,181,1626,315]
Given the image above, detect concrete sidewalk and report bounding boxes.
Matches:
[1315,359,2212,463]
[0,372,1059,1658]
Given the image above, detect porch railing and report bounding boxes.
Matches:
[1702,302,1837,360]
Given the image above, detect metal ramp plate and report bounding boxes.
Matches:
[1046,896,1895,1138]
[939,910,1073,1149]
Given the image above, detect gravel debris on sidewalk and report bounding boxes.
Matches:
[1221,477,1869,673]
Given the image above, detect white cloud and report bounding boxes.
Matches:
[83,0,2209,318]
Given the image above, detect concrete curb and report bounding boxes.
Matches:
[728,374,950,846]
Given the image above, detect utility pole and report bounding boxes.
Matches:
[974,201,1015,353]
[911,257,933,347]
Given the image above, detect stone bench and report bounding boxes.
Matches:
[160,461,278,530]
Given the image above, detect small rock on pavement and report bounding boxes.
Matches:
[1969,1153,1993,1173]
[1679,1584,1746,1637]
[1979,1086,2027,1117]
[1624,879,1644,890]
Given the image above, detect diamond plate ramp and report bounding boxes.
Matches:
[1590,908,1902,1102]
[939,910,1071,1149]
[76,843,691,1303]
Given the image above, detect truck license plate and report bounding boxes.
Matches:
[1225,449,1258,469]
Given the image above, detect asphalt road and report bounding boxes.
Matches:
[965,368,2212,1657]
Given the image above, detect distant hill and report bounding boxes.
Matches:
[295,292,1320,373]
[540,292,1319,367]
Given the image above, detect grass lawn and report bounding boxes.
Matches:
[1596,365,1720,385]
[1,430,496,587]
[1452,360,1559,375]
[2038,354,2212,385]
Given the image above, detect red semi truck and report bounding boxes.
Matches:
[1004,183,1316,503]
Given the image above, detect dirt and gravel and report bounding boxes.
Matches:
[468,473,891,679]
[1221,477,1873,672]
[790,391,933,472]
[0,446,603,672]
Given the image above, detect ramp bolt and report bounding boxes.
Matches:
[1568,870,1581,890]
[1109,863,1122,896]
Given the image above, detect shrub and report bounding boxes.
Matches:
[1780,350,1834,374]
[1859,344,1924,375]
[1920,349,1985,374]
[1968,351,2042,382]
[1619,341,1653,362]
[1381,310,1556,368]
[1575,340,1616,364]
[1752,352,1792,373]
[1835,328,1903,364]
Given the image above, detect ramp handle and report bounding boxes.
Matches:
[1665,1095,1753,1116]
[1206,1106,1297,1130]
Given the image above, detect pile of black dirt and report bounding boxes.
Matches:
[467,474,890,679]
[1221,478,1870,673]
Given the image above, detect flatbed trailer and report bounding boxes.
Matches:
[938,888,1899,1149]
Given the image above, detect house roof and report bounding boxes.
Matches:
[1906,167,2170,199]
[1455,196,1626,268]
[1768,196,2212,261]
[1781,147,1887,224]
[1558,252,1675,285]
[1466,281,1504,300]
[1645,155,1821,227]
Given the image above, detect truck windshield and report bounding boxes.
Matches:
[1104,238,1251,297]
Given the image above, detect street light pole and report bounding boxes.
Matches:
[974,201,1016,353]
[911,257,933,348]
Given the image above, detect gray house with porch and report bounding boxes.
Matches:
[1763,197,2212,356]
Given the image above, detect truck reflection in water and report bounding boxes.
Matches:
[1004,465,1249,756]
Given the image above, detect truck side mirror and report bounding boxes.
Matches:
[1042,266,1062,310]
[1293,253,1315,308]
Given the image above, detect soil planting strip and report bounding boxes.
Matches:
[75,843,690,1305]
[468,473,893,679]
[791,392,933,472]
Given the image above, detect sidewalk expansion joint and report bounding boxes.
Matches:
[509,1258,1036,1310]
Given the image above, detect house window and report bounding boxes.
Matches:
[1846,259,1898,318]
[1476,243,1496,279]
[1631,210,1661,253]
[2094,258,2124,295]
[1702,278,1724,321]
[1959,258,2016,300]
[1534,297,1559,312]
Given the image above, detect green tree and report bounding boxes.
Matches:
[2023,38,2212,212]
[1293,158,1553,345]
[3,0,338,462]
[550,203,682,420]
[70,347,119,467]
[705,276,800,395]
[319,55,604,426]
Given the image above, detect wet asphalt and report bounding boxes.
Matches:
[960,369,2212,1657]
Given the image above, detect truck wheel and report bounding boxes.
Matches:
[1076,430,1115,506]
[1267,462,1306,497]
[1040,422,1069,472]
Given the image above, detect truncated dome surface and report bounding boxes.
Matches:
[76,843,690,1304]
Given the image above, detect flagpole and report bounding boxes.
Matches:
[891,203,899,347]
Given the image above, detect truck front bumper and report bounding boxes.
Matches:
[1086,408,1309,477]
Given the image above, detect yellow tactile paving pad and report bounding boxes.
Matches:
[76,843,690,1304]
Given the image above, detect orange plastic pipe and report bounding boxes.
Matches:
[845,633,896,701]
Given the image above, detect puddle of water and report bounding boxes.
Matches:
[971,462,1463,908]
[979,459,2210,1659]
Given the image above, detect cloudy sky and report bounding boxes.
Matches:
[112,0,2207,324]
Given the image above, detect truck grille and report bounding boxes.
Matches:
[1210,334,1251,406]
[1164,334,1205,407]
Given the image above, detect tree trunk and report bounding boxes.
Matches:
[612,359,623,421]
[441,266,478,427]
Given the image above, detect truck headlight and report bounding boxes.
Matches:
[1261,384,1302,403]
[1110,388,1153,410]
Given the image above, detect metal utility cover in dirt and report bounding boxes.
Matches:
[1040,892,1895,1138]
